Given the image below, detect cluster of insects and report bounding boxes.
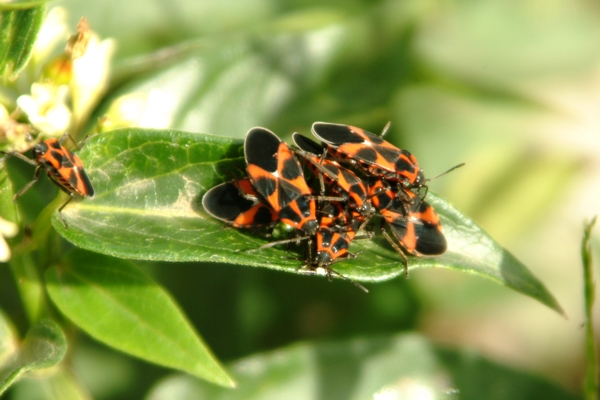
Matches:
[2,122,459,292]
[203,122,462,291]
[1,133,94,228]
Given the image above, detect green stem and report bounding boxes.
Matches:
[583,215,598,400]
[0,366,24,396]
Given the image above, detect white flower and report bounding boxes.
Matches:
[16,83,71,137]
[71,33,116,129]
[0,217,18,263]
[32,7,70,64]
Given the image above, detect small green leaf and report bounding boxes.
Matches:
[0,319,67,396]
[0,167,17,223]
[146,333,580,400]
[15,319,66,371]
[53,129,561,313]
[45,249,234,388]
[0,12,13,82]
[0,5,45,80]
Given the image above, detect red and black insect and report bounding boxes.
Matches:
[302,201,369,292]
[244,127,319,235]
[292,133,373,216]
[377,189,447,276]
[312,202,358,264]
[311,122,426,191]
[202,178,279,229]
[367,178,411,212]
[202,122,456,288]
[2,132,94,227]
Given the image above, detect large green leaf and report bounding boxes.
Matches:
[45,249,234,388]
[145,333,581,400]
[0,5,45,80]
[52,128,562,313]
[0,319,67,395]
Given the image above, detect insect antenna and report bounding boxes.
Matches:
[426,162,465,182]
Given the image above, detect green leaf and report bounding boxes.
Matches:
[45,249,234,388]
[8,252,46,323]
[0,11,15,65]
[0,166,17,223]
[0,5,45,80]
[52,128,562,313]
[0,319,67,396]
[0,1,50,11]
[146,333,581,400]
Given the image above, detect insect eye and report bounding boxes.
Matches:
[33,143,47,155]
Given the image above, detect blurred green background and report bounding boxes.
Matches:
[5,0,600,398]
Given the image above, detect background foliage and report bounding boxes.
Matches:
[1,0,600,398]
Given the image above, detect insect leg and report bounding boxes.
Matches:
[57,194,74,228]
[14,165,43,200]
[380,220,410,278]
[2,151,39,167]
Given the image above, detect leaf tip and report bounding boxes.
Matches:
[557,306,569,320]
[205,370,236,388]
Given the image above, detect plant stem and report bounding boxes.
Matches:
[583,215,598,400]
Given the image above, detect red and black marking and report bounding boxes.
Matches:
[245,127,318,235]
[302,201,369,292]
[3,133,94,227]
[293,133,372,215]
[367,178,411,212]
[311,122,426,190]
[31,136,94,198]
[313,227,354,266]
[202,178,279,229]
[365,180,447,276]
[380,190,446,260]
[312,202,360,265]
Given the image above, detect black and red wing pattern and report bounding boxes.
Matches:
[33,138,95,197]
[245,127,317,234]
[381,191,446,256]
[202,178,279,229]
[311,122,424,187]
[292,133,370,214]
